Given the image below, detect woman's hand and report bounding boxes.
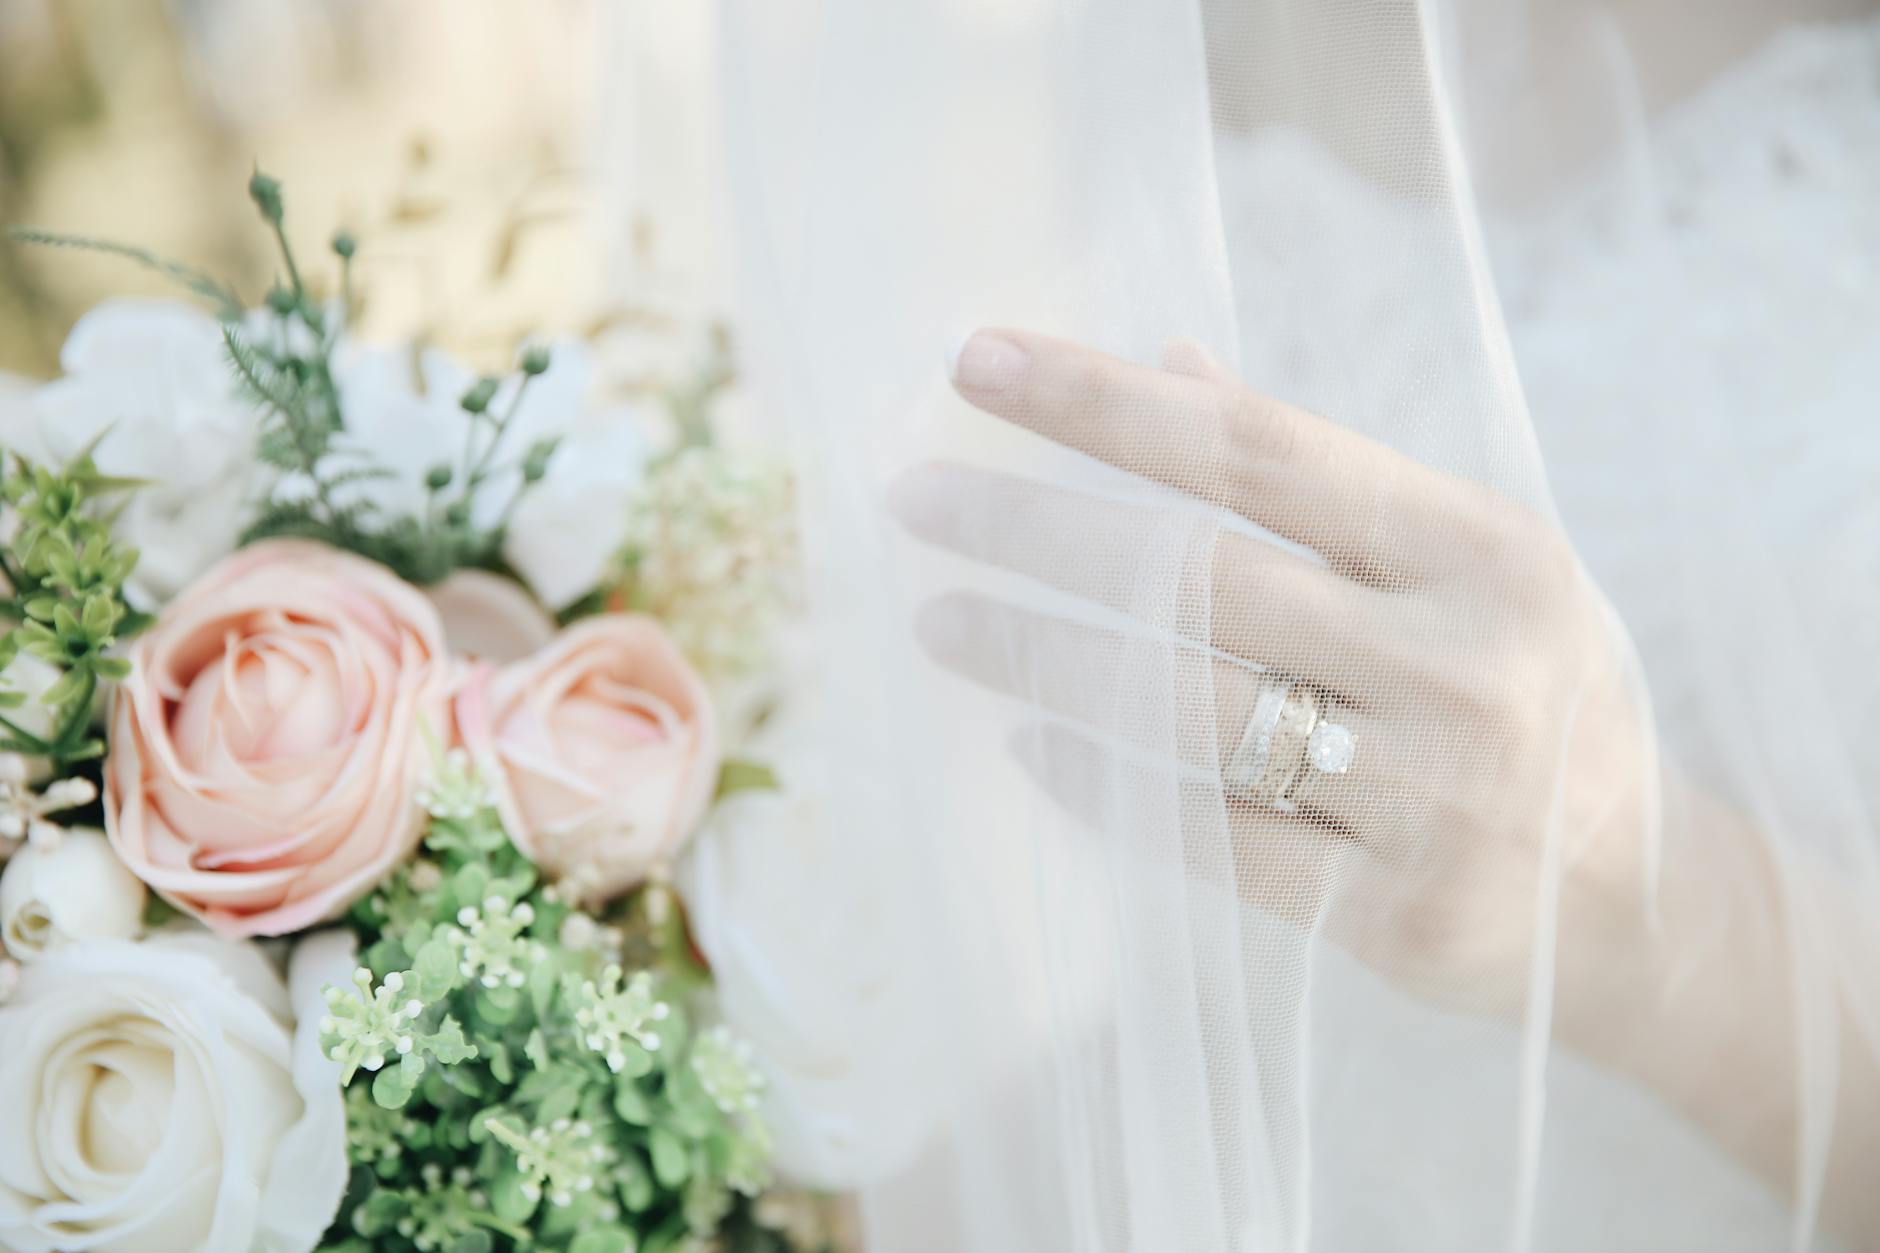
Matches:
[891,328,1657,1028]
[893,329,1880,1244]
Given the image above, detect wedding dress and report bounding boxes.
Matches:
[659,2,1880,1250]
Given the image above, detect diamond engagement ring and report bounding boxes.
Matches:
[1222,677,1355,810]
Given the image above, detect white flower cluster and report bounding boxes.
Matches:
[567,963,672,1073]
[416,746,494,821]
[617,446,795,676]
[0,300,649,610]
[321,966,424,1078]
[690,1023,767,1115]
[442,896,544,990]
[483,1115,614,1208]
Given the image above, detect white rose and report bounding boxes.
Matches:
[0,930,352,1253]
[678,691,947,1187]
[0,829,145,959]
[0,300,267,605]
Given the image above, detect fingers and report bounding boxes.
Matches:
[917,591,1401,819]
[916,591,1224,766]
[949,327,1465,582]
[1010,720,1350,929]
[891,462,1407,691]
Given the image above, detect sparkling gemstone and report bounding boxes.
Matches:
[1307,722,1355,774]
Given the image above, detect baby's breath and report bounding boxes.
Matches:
[613,446,796,676]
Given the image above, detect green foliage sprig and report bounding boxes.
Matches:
[0,446,149,765]
[319,746,785,1253]
[8,171,563,587]
[231,171,558,585]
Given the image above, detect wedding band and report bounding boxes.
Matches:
[1223,677,1356,810]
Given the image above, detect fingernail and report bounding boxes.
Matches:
[950,331,1029,393]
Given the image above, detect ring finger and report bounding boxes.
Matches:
[918,591,1407,832]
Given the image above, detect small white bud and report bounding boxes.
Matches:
[0,829,146,960]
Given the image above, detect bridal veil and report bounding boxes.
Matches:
[648,1,1880,1248]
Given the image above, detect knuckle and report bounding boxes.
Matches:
[1224,390,1304,474]
[1070,353,1128,419]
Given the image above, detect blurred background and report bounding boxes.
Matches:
[0,0,729,387]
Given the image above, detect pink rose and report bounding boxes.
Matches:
[105,540,450,937]
[456,615,719,899]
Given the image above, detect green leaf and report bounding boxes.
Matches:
[648,1126,689,1188]
[662,1071,718,1140]
[351,1186,406,1237]
[446,1233,495,1253]
[538,1081,582,1129]
[617,1151,655,1213]
[476,983,522,1026]
[371,1055,423,1109]
[452,863,491,907]
[490,1168,538,1225]
[570,1229,633,1253]
[41,668,85,709]
[80,592,115,636]
[142,893,185,929]
[715,758,780,800]
[614,1040,655,1079]
[528,951,558,1020]
[613,1077,652,1126]
[412,937,459,999]
[424,1015,478,1065]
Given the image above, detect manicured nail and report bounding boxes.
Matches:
[950,331,1029,393]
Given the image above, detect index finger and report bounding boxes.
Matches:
[949,327,1469,584]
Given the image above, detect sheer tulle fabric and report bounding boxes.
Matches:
[703,1,1879,1249]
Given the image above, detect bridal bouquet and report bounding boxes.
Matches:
[0,175,838,1253]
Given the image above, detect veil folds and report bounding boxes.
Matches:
[680,1,1880,1248]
